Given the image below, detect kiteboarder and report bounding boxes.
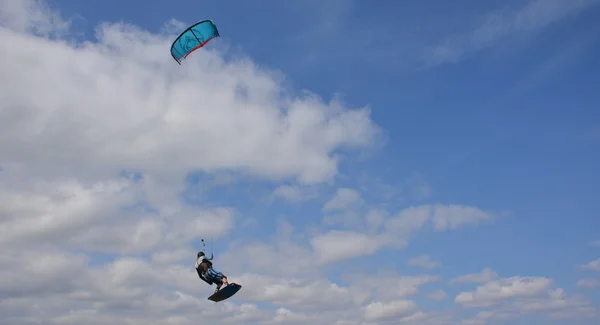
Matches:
[195,250,229,293]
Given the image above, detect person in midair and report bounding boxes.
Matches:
[195,250,229,293]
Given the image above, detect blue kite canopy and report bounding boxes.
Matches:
[170,20,220,64]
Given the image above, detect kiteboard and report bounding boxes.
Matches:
[208,283,242,302]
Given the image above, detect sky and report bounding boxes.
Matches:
[0,0,599,324]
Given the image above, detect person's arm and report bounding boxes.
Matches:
[207,253,214,260]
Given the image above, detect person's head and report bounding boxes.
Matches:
[197,251,205,259]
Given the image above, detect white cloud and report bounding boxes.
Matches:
[0,175,235,255]
[385,204,493,235]
[0,178,137,247]
[460,310,518,325]
[364,208,388,232]
[323,187,364,211]
[151,246,196,265]
[270,308,311,324]
[590,239,600,247]
[272,185,318,202]
[512,289,596,319]
[455,276,553,307]
[408,255,441,270]
[219,239,314,277]
[0,0,69,36]
[0,5,380,186]
[580,258,600,272]
[456,279,597,321]
[384,275,442,300]
[431,204,493,231]
[348,273,441,303]
[310,230,384,263]
[312,203,493,264]
[576,278,600,289]
[384,205,432,234]
[363,300,419,321]
[0,248,89,299]
[235,274,357,310]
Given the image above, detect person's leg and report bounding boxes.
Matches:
[207,268,228,291]
[216,276,228,290]
[206,268,221,290]
[214,269,227,286]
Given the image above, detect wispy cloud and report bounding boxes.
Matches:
[577,278,600,289]
[272,185,319,203]
[580,258,600,272]
[408,255,441,270]
[427,289,448,301]
[427,0,600,65]
[323,188,364,211]
[450,268,499,284]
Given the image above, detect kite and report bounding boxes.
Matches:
[170,20,220,64]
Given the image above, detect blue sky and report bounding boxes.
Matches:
[1,0,600,324]
[50,0,600,275]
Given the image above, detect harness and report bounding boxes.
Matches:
[196,259,214,285]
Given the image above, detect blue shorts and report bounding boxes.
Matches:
[205,267,225,284]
